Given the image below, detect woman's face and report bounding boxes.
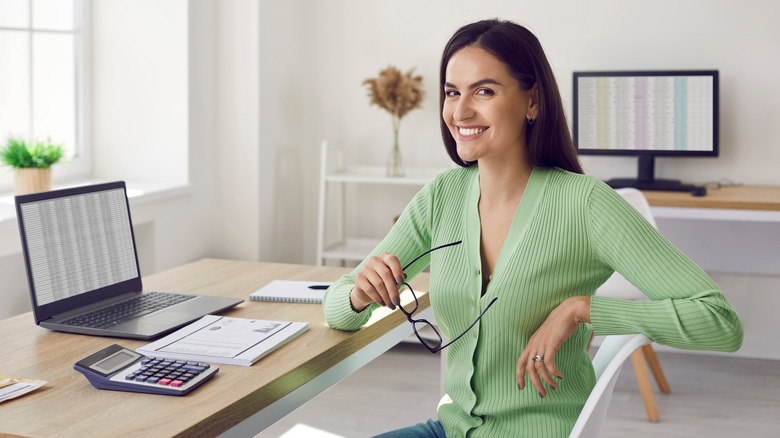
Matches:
[442,46,537,164]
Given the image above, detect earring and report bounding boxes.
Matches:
[527,118,535,125]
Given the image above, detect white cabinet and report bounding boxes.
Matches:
[316,141,447,266]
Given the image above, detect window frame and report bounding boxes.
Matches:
[0,0,91,192]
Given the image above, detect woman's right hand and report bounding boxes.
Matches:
[350,253,407,312]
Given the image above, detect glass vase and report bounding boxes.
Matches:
[386,120,405,177]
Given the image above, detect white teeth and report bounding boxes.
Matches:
[458,127,486,136]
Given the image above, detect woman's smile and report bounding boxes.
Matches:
[457,126,489,139]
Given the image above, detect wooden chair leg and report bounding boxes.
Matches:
[641,344,671,394]
[629,349,660,422]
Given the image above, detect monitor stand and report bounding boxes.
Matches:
[605,156,694,192]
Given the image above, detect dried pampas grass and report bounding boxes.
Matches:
[363,66,424,120]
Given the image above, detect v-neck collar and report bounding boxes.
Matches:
[465,166,552,298]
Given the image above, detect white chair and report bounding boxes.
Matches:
[594,188,671,422]
[569,333,652,438]
[438,333,651,437]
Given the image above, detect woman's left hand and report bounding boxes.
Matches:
[517,296,591,397]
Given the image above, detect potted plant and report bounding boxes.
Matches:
[1,137,64,195]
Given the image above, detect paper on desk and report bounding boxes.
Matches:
[0,373,47,403]
[137,315,309,366]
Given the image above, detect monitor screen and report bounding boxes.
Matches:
[572,70,719,190]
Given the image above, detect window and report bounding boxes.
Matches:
[0,0,89,189]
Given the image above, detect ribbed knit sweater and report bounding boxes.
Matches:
[323,166,743,438]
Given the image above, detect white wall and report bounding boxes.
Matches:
[1,1,778,358]
[91,0,217,273]
[286,0,780,265]
[210,1,261,261]
[92,0,189,184]
[258,0,308,263]
[92,0,270,265]
[259,0,780,359]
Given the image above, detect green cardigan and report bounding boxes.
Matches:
[323,166,743,437]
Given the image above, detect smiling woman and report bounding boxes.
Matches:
[323,18,743,438]
[437,20,582,175]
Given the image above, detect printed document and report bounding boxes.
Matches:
[137,315,309,366]
[0,373,47,403]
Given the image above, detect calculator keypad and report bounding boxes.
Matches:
[111,356,217,392]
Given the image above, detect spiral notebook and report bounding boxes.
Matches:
[249,280,328,304]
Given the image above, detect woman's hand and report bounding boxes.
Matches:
[350,253,407,312]
[517,296,591,397]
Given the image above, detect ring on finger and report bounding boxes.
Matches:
[532,354,544,362]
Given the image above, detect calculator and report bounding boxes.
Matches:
[74,344,219,396]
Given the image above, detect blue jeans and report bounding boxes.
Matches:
[372,419,447,438]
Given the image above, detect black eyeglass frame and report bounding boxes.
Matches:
[398,241,498,353]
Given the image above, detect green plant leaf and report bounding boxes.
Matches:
[0,137,64,168]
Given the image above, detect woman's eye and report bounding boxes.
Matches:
[445,89,459,98]
[476,88,495,96]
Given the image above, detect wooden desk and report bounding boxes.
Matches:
[644,185,780,211]
[0,259,430,437]
[644,185,780,222]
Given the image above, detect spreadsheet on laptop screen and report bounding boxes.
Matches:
[20,188,138,305]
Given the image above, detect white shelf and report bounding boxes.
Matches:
[326,166,446,186]
[316,142,444,266]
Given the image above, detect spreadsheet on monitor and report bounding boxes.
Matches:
[575,75,714,152]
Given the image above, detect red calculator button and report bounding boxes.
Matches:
[170,380,184,387]
[158,378,172,385]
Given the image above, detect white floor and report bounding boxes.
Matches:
[257,343,780,438]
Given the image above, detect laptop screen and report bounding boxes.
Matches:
[16,182,143,321]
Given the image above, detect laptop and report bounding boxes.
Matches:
[15,181,242,340]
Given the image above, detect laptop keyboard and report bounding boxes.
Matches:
[61,292,196,329]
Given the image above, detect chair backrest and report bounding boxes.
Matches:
[614,187,657,228]
[597,188,657,300]
[568,333,652,438]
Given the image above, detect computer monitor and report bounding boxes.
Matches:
[572,70,718,191]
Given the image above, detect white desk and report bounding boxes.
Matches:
[642,185,780,276]
[641,185,780,359]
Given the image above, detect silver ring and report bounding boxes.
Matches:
[533,354,544,362]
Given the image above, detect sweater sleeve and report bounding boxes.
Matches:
[587,182,743,352]
[322,177,435,331]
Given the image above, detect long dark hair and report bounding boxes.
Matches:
[439,19,583,174]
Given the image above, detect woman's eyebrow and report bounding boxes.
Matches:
[444,78,503,89]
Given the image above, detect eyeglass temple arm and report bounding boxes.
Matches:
[402,240,463,271]
[435,296,498,352]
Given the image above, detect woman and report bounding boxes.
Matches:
[323,19,743,438]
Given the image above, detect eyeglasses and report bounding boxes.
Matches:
[398,241,498,353]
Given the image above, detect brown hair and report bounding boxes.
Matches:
[439,19,583,174]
